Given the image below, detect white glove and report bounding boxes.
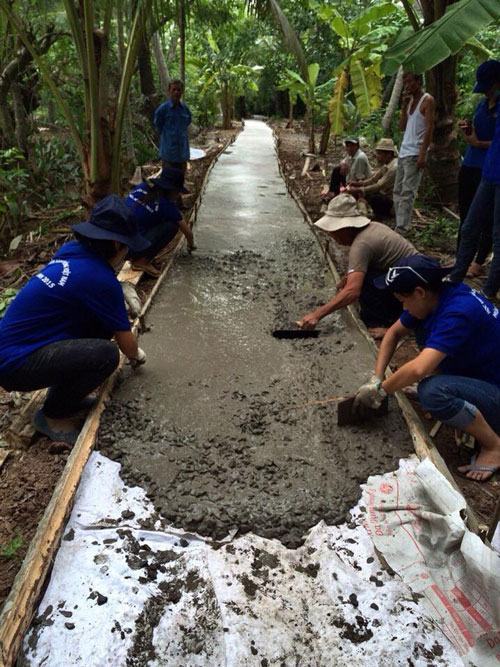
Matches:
[122,281,141,319]
[353,374,386,410]
[130,347,146,368]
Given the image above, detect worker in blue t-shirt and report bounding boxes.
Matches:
[456,62,498,278]
[354,255,500,483]
[154,79,192,173]
[450,60,500,299]
[0,196,149,445]
[125,167,195,277]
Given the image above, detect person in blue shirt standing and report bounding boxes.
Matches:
[0,196,149,445]
[456,62,498,277]
[354,255,500,483]
[154,79,192,174]
[125,167,195,277]
[450,60,500,299]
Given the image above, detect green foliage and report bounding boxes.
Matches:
[0,534,23,559]
[0,288,18,317]
[0,148,30,246]
[383,0,500,75]
[408,214,459,251]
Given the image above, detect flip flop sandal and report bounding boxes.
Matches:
[457,454,499,483]
[131,263,160,278]
[33,409,80,445]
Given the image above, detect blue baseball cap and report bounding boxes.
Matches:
[373,255,451,293]
[73,195,150,253]
[473,60,500,94]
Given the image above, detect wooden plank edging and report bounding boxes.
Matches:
[271,127,482,536]
[0,130,239,667]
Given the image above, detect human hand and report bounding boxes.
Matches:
[416,154,427,170]
[353,374,386,411]
[296,313,319,330]
[130,347,146,368]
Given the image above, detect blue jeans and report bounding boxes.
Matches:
[449,179,500,297]
[418,375,500,434]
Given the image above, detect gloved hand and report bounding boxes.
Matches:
[122,281,141,319]
[130,347,146,369]
[353,374,386,410]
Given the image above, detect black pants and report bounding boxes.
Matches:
[457,164,492,265]
[366,193,393,220]
[128,222,179,261]
[329,166,347,196]
[0,339,119,418]
[359,270,403,328]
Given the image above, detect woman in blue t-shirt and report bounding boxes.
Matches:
[457,63,498,277]
[0,196,149,445]
[125,167,195,277]
[354,255,500,483]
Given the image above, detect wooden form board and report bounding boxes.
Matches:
[0,132,238,667]
[273,132,482,537]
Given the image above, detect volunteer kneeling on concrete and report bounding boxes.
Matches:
[0,196,148,445]
[298,194,418,336]
[126,167,195,278]
[354,255,500,483]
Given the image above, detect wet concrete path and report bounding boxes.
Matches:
[99,120,413,547]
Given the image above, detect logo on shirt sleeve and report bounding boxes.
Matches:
[36,259,71,289]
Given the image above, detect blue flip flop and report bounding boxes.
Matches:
[458,454,499,483]
[33,409,80,445]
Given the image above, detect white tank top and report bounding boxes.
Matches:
[399,93,430,158]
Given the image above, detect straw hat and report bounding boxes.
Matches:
[314,193,371,233]
[375,138,398,155]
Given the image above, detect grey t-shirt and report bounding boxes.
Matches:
[348,222,418,274]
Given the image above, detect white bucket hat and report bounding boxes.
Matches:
[314,193,371,233]
[375,137,398,155]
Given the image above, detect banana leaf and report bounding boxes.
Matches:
[350,59,382,117]
[383,0,500,75]
[329,69,349,135]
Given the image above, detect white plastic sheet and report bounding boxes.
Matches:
[22,453,461,666]
[362,458,500,666]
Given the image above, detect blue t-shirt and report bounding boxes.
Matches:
[462,98,497,170]
[154,100,191,163]
[0,241,130,374]
[125,183,182,235]
[483,97,500,184]
[400,283,500,387]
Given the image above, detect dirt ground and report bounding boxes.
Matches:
[272,120,498,529]
[98,120,414,549]
[0,126,239,609]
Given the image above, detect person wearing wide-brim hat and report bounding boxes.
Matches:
[0,195,149,445]
[347,138,398,220]
[354,254,500,483]
[297,193,418,337]
[322,137,372,202]
[125,166,195,277]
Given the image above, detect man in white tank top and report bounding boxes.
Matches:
[393,72,435,233]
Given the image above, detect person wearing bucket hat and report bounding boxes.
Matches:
[347,138,398,219]
[450,60,500,298]
[0,195,149,445]
[125,167,195,277]
[456,60,500,279]
[297,194,418,336]
[354,255,500,483]
[321,137,372,201]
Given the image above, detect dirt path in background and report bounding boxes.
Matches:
[99,120,413,548]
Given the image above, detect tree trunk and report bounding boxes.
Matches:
[177,0,186,83]
[138,34,157,124]
[319,116,331,155]
[116,0,136,165]
[221,81,232,130]
[152,30,169,93]
[381,66,404,137]
[11,83,31,160]
[307,108,316,154]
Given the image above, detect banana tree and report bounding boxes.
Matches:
[0,0,152,203]
[312,1,402,139]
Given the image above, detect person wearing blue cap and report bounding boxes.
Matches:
[450,59,500,298]
[0,196,149,445]
[456,61,499,278]
[354,255,500,482]
[125,167,195,277]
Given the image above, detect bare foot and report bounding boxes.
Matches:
[466,261,484,278]
[368,327,387,340]
[457,447,500,482]
[45,415,79,433]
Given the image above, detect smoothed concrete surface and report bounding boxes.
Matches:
[99,120,413,547]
